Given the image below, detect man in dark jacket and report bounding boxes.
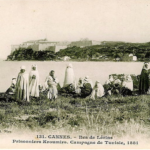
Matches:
[139,62,149,94]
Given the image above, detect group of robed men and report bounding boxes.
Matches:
[5,62,143,102]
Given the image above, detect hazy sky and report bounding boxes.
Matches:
[0,0,150,59]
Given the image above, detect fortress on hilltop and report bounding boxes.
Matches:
[11,38,102,54]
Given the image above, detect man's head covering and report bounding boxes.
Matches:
[109,75,114,81]
[32,64,37,67]
[143,62,149,70]
[125,75,132,82]
[32,64,37,70]
[50,70,55,77]
[78,78,83,84]
[95,80,100,86]
[11,77,16,85]
[20,65,26,70]
[67,63,73,68]
[79,77,83,80]
[50,70,55,74]
[83,76,93,87]
[84,76,89,81]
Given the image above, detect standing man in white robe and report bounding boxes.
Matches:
[63,63,76,88]
[15,66,29,102]
[45,75,58,100]
[29,64,39,98]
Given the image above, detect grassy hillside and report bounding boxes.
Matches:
[0,94,150,138]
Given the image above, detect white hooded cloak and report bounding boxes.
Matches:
[15,66,29,102]
[63,63,76,87]
[122,75,133,91]
[29,65,39,97]
[105,75,114,84]
[90,81,105,100]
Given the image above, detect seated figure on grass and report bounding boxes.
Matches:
[75,78,83,94]
[104,75,121,95]
[121,75,133,96]
[5,78,16,101]
[60,83,76,96]
[89,81,105,100]
[80,76,93,98]
[113,75,122,94]
[6,78,16,95]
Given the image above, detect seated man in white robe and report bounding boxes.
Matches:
[105,75,114,85]
[89,81,105,100]
[104,75,121,95]
[111,75,122,94]
[5,78,16,101]
[75,78,83,94]
[15,66,29,102]
[104,75,114,95]
[121,75,133,96]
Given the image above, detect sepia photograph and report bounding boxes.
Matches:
[0,0,150,149]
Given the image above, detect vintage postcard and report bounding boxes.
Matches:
[0,0,150,149]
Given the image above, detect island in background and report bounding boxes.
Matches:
[6,38,150,61]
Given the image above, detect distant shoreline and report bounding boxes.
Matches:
[4,60,147,63]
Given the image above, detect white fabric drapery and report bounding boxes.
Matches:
[29,65,39,97]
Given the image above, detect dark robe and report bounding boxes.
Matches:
[80,83,92,98]
[6,85,16,94]
[121,87,132,96]
[59,84,75,93]
[139,69,149,94]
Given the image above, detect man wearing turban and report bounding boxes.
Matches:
[15,66,29,102]
[29,64,39,98]
[139,62,149,94]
